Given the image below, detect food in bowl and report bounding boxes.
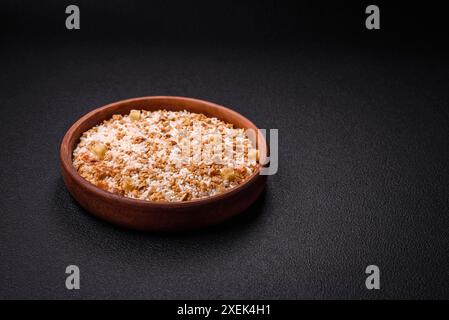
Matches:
[72,109,259,202]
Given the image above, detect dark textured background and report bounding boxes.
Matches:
[1,1,448,299]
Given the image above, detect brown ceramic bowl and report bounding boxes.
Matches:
[60,96,267,231]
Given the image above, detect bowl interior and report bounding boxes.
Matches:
[60,96,267,206]
[60,96,268,206]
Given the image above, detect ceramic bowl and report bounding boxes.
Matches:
[60,96,267,231]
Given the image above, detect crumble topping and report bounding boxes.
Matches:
[72,109,259,202]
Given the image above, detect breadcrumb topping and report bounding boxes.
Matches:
[72,109,259,202]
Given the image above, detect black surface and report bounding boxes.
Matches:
[1,1,449,299]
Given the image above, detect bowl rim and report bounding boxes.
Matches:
[60,96,267,208]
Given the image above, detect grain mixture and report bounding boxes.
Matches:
[73,109,259,202]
